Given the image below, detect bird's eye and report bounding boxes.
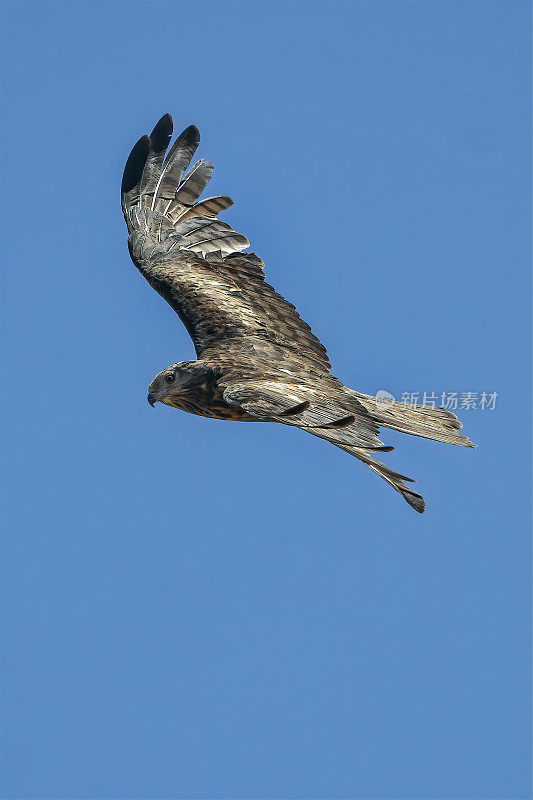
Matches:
[165,373,174,383]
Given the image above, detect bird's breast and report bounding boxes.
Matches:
[162,384,258,422]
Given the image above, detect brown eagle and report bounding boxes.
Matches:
[122,114,475,513]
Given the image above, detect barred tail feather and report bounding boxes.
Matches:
[349,391,477,448]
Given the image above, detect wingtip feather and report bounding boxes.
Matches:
[122,134,150,194]
[150,114,173,152]
[164,124,200,164]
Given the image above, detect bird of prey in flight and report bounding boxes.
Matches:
[122,114,475,512]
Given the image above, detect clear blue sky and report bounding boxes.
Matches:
[1,2,531,798]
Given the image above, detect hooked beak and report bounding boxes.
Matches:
[147,392,157,407]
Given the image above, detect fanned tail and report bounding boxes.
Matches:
[348,390,476,448]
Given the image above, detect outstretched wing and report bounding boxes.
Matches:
[122,114,331,376]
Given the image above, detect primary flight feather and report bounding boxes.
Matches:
[122,114,475,513]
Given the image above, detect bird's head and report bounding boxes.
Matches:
[147,361,214,409]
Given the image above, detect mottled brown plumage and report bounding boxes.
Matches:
[122,114,475,513]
